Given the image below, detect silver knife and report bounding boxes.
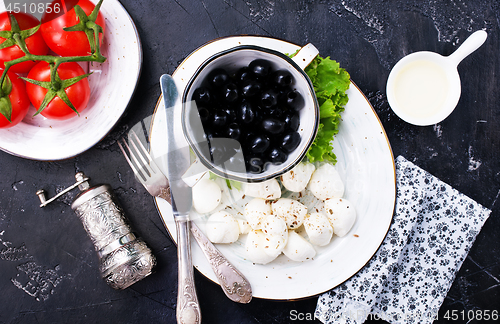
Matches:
[161,74,201,324]
[160,74,252,305]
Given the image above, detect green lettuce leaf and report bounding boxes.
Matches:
[304,55,350,163]
[209,171,242,191]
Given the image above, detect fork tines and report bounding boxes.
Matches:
[118,130,156,183]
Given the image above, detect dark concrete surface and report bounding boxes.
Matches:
[1,0,499,323]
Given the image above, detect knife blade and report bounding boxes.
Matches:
[160,74,201,324]
[161,74,192,214]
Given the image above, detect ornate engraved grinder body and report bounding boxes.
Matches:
[37,172,156,290]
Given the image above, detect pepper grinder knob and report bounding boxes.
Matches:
[75,172,90,191]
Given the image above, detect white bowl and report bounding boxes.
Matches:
[0,0,141,160]
[182,45,319,183]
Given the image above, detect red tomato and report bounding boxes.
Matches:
[0,71,30,128]
[0,12,49,74]
[41,0,106,57]
[26,61,90,120]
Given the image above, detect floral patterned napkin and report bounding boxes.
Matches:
[315,155,491,324]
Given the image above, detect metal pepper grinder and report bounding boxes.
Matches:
[36,172,156,290]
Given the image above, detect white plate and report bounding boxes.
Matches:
[0,0,141,160]
[149,36,396,300]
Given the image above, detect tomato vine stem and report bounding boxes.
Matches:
[0,0,106,121]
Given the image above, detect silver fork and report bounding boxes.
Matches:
[118,131,172,204]
[119,130,200,324]
[118,132,252,306]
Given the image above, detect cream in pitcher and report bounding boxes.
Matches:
[392,59,450,120]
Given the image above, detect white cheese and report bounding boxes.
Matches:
[244,198,272,230]
[245,230,279,264]
[271,198,307,229]
[192,178,222,214]
[205,211,240,244]
[324,197,356,237]
[283,230,316,261]
[237,218,251,235]
[303,212,333,246]
[280,162,315,192]
[244,178,281,199]
[308,163,344,200]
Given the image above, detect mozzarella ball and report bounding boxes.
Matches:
[303,212,333,246]
[280,162,315,192]
[259,214,288,257]
[308,163,344,200]
[192,179,222,214]
[237,218,251,235]
[324,198,356,237]
[205,211,240,244]
[271,198,307,229]
[245,230,279,264]
[263,233,287,258]
[244,179,281,200]
[244,198,272,230]
[283,230,316,261]
[261,214,288,238]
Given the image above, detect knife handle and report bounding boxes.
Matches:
[175,218,201,324]
[190,222,252,303]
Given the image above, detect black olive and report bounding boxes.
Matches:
[241,129,256,145]
[224,107,237,123]
[204,130,214,141]
[240,80,261,98]
[246,156,265,174]
[237,100,256,124]
[225,154,246,172]
[192,87,212,105]
[209,128,223,138]
[209,139,240,165]
[212,109,229,128]
[247,134,270,154]
[272,70,293,88]
[207,68,230,88]
[284,90,305,111]
[209,145,220,163]
[198,106,211,125]
[282,112,300,131]
[222,83,239,103]
[249,59,272,78]
[267,147,288,164]
[260,89,278,108]
[261,118,285,135]
[280,131,301,153]
[210,145,228,165]
[264,106,285,118]
[235,67,253,83]
[226,123,241,140]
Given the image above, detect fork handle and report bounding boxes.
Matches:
[190,222,252,303]
[175,217,201,324]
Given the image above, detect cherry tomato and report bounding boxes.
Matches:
[0,12,49,74]
[0,71,30,128]
[41,0,106,57]
[25,61,90,120]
